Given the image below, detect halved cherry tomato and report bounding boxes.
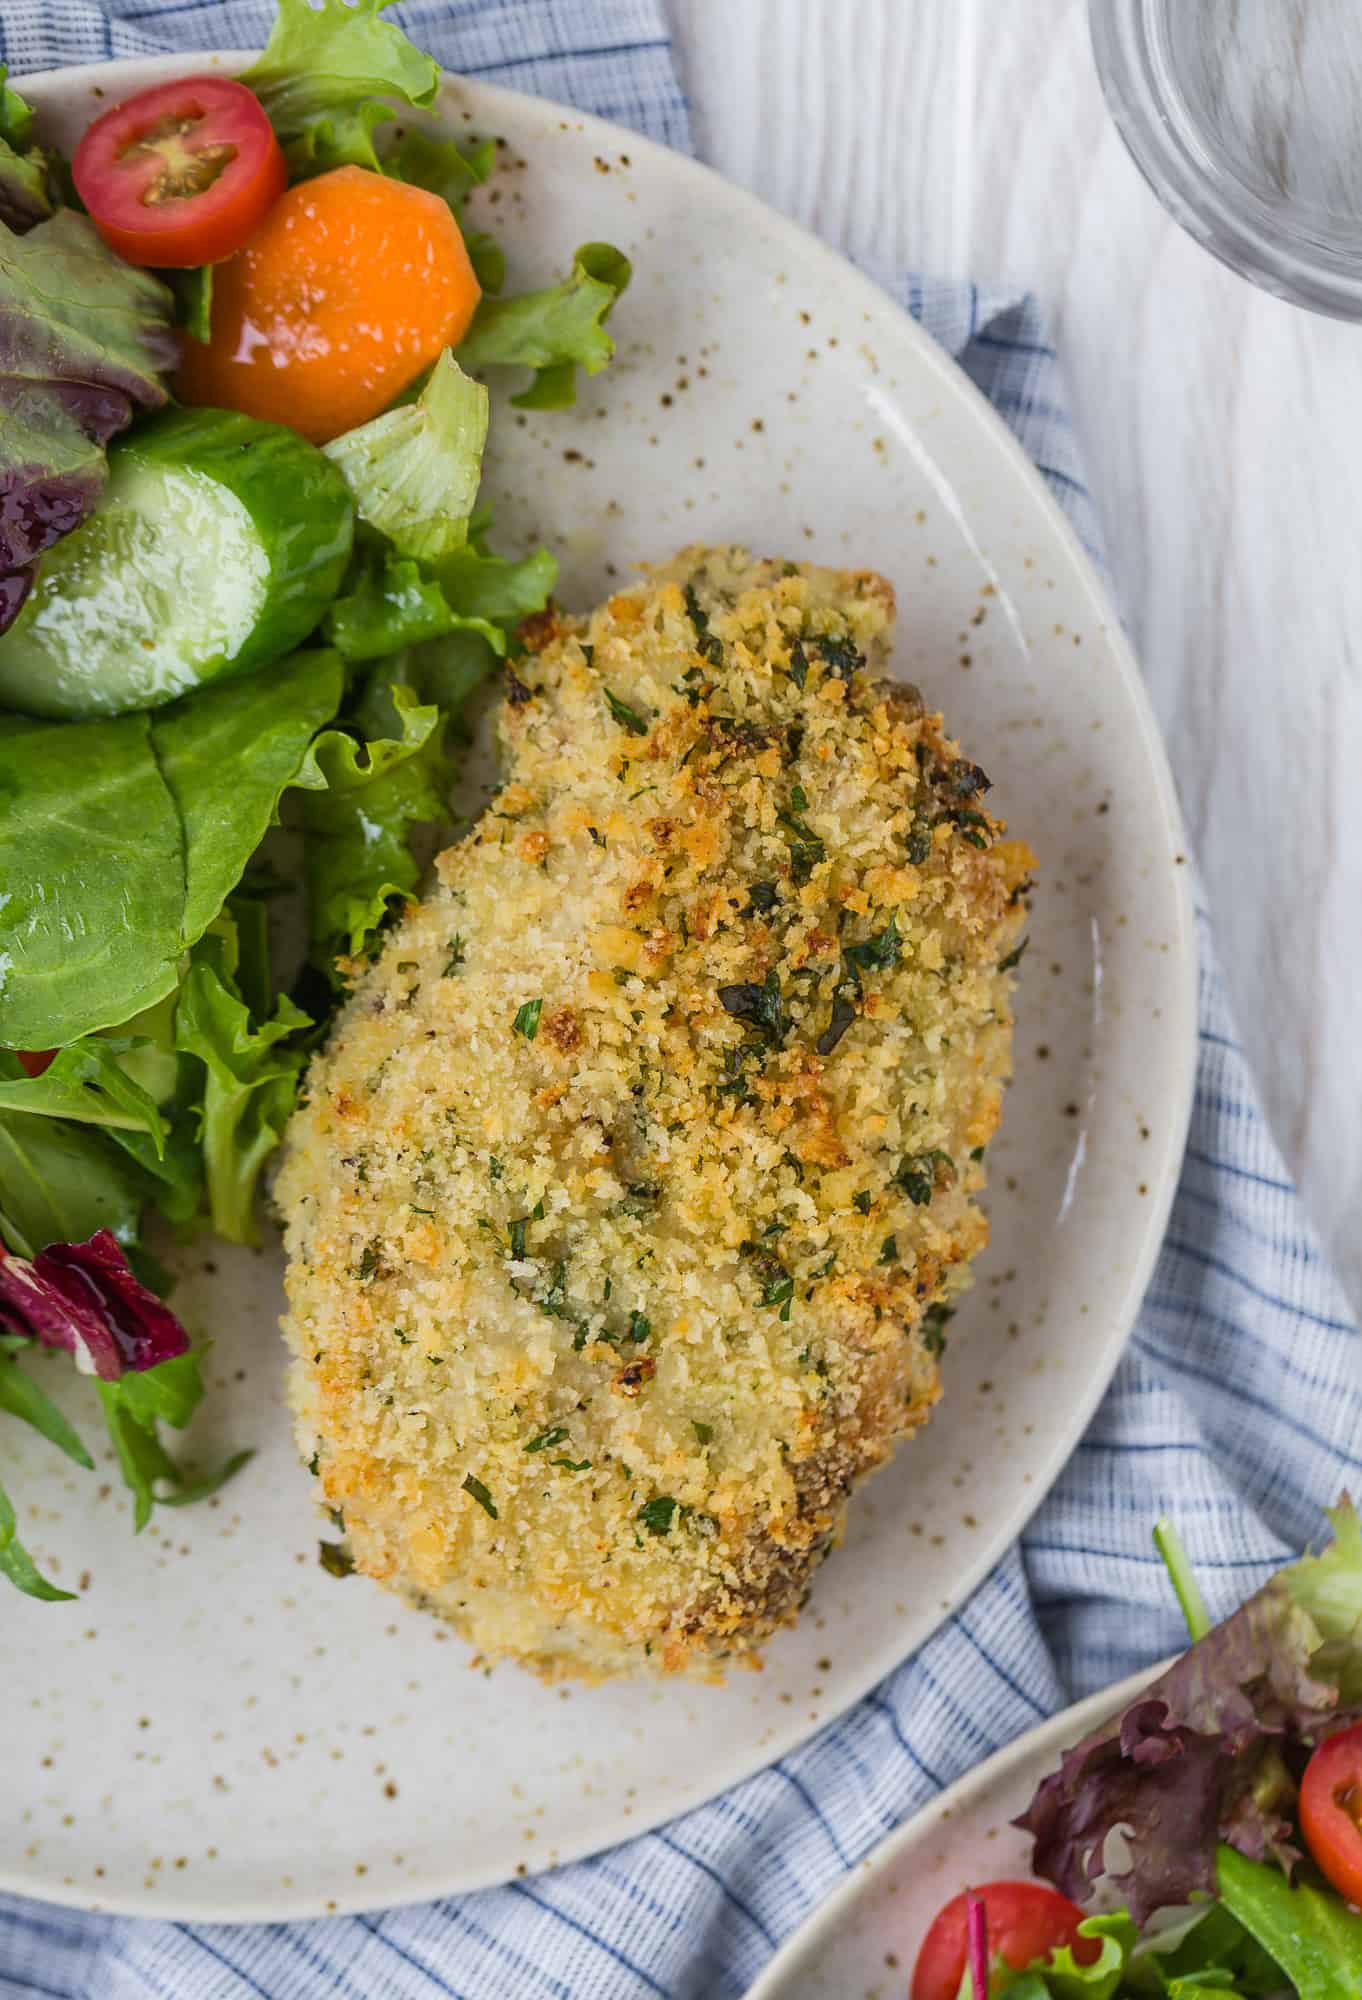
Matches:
[177,164,482,444]
[1301,1720,1362,1907]
[72,76,285,268]
[12,1050,55,1077]
[912,1880,1098,2000]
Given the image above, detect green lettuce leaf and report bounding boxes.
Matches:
[405,626,503,715]
[0,66,51,233]
[0,1471,73,1600]
[0,1345,92,1469]
[323,348,489,562]
[323,540,502,663]
[960,1914,1138,2000]
[386,125,503,291]
[99,1348,251,1531]
[1216,1844,1362,2000]
[152,648,347,946]
[1282,1493,1362,1702]
[429,540,558,628]
[0,66,34,151]
[0,1041,167,1153]
[0,713,184,1047]
[169,263,214,346]
[242,0,440,177]
[299,676,444,967]
[387,125,494,212]
[1134,1902,1289,1996]
[0,650,344,1048]
[456,242,631,408]
[0,208,176,617]
[173,930,311,1247]
[0,1112,149,1259]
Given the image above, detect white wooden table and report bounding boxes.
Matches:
[672,0,1362,1316]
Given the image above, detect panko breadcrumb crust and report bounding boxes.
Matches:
[276,546,1034,1682]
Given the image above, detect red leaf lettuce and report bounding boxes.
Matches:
[1017,1499,1362,1925]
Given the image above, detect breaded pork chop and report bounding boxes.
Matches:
[276,546,1032,1681]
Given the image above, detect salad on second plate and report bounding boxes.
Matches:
[0,0,629,1596]
[911,1502,1362,2000]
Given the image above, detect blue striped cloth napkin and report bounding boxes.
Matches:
[3,5,1359,1997]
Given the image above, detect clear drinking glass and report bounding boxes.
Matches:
[1090,0,1362,318]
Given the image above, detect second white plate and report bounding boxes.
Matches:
[748,1663,1173,1999]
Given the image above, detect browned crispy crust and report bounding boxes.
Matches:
[275,546,1033,1681]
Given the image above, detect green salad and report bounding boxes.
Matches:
[0,0,630,1597]
[911,1505,1362,2000]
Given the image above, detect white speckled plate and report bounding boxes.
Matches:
[747,1662,1175,2000]
[1,55,1195,1923]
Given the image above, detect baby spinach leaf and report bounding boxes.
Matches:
[0,1041,167,1152]
[1216,1844,1362,2000]
[0,1111,148,1259]
[0,651,344,1049]
[152,647,346,946]
[0,713,184,1048]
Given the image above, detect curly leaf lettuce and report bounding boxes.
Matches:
[387,125,494,213]
[242,0,439,176]
[323,348,489,562]
[0,66,52,233]
[325,543,461,661]
[173,930,311,1247]
[386,125,503,292]
[457,242,631,408]
[298,676,445,967]
[1018,1499,1362,1925]
[430,533,557,628]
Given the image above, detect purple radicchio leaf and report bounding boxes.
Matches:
[0,1229,188,1380]
[0,209,176,627]
[1016,1547,1362,1926]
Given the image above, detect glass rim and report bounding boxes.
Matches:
[1089,0,1362,321]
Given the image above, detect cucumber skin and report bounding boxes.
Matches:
[121,407,354,677]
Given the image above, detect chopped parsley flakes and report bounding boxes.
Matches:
[462,1473,499,1519]
[525,1425,569,1453]
[604,688,651,736]
[512,997,543,1040]
[717,968,786,1043]
[638,1495,679,1536]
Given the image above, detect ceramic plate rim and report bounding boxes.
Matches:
[747,1656,1181,1998]
[3,52,1197,1923]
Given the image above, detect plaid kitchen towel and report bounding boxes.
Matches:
[2,4,1359,1997]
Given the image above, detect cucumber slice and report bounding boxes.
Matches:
[0,408,353,720]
